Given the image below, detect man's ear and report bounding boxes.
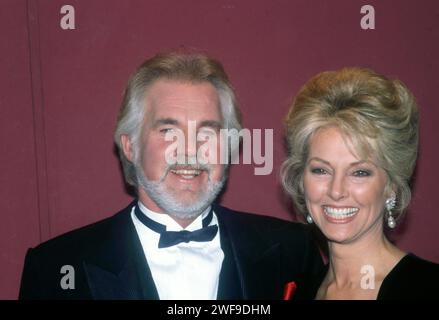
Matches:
[120,134,134,162]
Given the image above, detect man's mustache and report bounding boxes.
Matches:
[166,156,212,172]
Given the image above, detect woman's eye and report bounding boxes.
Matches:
[311,168,327,175]
[353,170,371,177]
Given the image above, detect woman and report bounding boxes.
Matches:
[281,67,439,299]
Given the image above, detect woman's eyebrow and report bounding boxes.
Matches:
[307,158,375,167]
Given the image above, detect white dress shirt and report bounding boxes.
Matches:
[131,201,224,300]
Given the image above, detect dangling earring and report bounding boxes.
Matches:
[306,214,313,224]
[385,194,397,229]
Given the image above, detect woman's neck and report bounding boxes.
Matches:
[320,229,406,299]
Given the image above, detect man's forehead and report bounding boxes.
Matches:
[144,79,222,120]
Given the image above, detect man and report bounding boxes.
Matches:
[19,52,322,299]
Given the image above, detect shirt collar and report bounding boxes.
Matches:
[137,200,211,232]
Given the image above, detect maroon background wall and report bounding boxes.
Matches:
[1,0,438,299]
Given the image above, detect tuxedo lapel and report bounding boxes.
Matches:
[214,204,283,299]
[83,202,159,300]
[217,217,243,299]
[239,243,282,299]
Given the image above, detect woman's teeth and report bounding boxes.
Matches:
[170,169,202,179]
[324,206,359,218]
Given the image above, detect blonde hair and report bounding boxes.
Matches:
[114,51,242,187]
[281,67,419,223]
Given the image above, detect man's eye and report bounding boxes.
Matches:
[198,129,216,138]
[311,168,327,175]
[353,170,371,177]
[160,128,174,134]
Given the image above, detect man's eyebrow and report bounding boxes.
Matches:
[152,118,178,128]
[152,118,222,130]
[199,120,222,130]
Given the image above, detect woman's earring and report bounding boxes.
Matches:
[386,194,397,229]
[306,214,313,224]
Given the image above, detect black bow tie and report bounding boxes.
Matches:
[134,204,218,248]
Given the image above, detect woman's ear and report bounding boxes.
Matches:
[120,134,134,162]
[384,181,397,199]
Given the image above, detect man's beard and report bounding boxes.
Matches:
[135,161,227,220]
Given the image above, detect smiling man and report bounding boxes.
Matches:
[19,52,323,300]
[124,80,226,228]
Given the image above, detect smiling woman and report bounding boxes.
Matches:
[281,67,439,300]
[304,127,390,244]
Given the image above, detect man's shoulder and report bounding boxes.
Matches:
[214,203,310,239]
[214,204,322,275]
[214,203,305,226]
[29,202,134,259]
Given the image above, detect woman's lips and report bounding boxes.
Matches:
[323,206,359,223]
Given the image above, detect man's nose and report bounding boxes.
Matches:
[183,127,198,158]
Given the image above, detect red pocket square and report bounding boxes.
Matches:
[283,281,297,300]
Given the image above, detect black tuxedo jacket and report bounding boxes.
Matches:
[19,201,323,300]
